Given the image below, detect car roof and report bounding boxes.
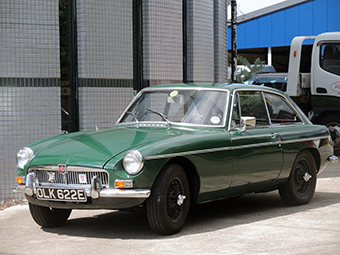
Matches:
[137,83,309,125]
[142,82,287,95]
[253,73,288,78]
[261,65,277,73]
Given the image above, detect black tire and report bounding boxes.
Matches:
[29,202,72,227]
[146,164,190,235]
[279,151,317,206]
[320,114,340,156]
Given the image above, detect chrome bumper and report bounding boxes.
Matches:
[328,155,338,164]
[13,173,151,199]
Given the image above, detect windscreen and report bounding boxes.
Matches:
[119,89,228,126]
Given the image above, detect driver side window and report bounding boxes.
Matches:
[232,91,269,128]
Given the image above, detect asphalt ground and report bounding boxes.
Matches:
[1,162,339,255]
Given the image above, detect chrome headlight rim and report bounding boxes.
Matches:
[16,147,35,169]
[123,150,144,175]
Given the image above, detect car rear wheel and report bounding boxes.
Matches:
[279,151,317,206]
[29,202,72,227]
[146,164,190,235]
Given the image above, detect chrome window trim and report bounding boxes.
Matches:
[116,87,230,128]
[228,88,306,131]
[145,135,329,160]
[263,91,305,125]
[262,91,272,125]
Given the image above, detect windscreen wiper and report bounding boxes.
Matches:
[125,111,140,124]
[146,108,172,126]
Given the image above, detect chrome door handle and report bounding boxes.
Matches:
[268,133,279,139]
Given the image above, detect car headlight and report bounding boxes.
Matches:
[16,147,35,169]
[123,150,144,175]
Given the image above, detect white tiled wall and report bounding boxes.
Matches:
[76,0,228,131]
[0,0,228,202]
[77,0,133,79]
[187,1,215,82]
[143,0,183,82]
[79,87,133,130]
[0,0,61,201]
[0,0,60,78]
[214,0,228,82]
[76,0,134,131]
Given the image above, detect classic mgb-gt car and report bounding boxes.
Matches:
[14,83,337,235]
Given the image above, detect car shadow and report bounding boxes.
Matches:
[42,189,340,239]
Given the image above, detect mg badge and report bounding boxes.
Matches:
[58,164,67,174]
[47,172,55,183]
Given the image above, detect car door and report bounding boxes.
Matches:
[229,90,283,193]
[262,91,306,166]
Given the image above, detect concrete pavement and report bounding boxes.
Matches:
[0,162,339,255]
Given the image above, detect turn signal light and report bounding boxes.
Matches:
[115,180,133,188]
[16,176,24,184]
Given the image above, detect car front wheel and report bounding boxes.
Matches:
[279,151,317,206]
[29,202,72,227]
[146,164,190,235]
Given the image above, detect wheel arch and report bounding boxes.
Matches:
[299,147,321,173]
[159,157,200,204]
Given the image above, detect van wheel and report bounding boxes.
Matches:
[146,164,190,235]
[279,151,317,205]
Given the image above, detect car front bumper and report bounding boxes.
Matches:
[13,173,151,209]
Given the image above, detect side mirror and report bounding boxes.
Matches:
[240,116,256,132]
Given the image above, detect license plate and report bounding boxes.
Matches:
[36,187,87,202]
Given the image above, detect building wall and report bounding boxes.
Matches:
[214,0,228,82]
[76,0,134,131]
[0,0,228,201]
[0,0,61,201]
[143,0,183,85]
[77,0,228,131]
[187,1,215,82]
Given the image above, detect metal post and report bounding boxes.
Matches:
[183,0,187,83]
[268,47,272,66]
[231,0,237,83]
[133,0,143,92]
[68,0,79,131]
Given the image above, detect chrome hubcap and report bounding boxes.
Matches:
[177,194,186,206]
[303,172,312,182]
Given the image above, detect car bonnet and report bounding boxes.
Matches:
[28,126,184,168]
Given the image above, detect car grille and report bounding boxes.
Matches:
[28,166,109,186]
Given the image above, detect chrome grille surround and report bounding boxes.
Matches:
[28,166,109,186]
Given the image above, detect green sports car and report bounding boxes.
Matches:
[14,83,337,235]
